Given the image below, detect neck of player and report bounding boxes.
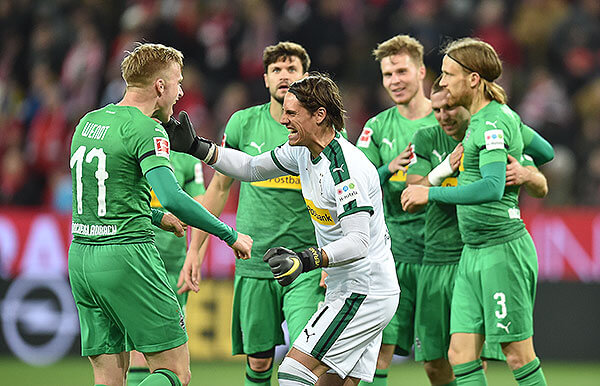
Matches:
[396,89,432,120]
[309,129,336,159]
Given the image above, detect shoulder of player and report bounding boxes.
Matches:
[364,106,397,129]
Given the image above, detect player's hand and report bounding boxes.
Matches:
[163,111,217,163]
[401,185,429,213]
[231,232,253,260]
[159,212,186,237]
[263,247,303,286]
[388,144,413,174]
[449,143,463,171]
[178,248,202,293]
[319,270,328,289]
[505,154,531,186]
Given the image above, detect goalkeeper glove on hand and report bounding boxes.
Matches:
[263,246,323,286]
[162,111,217,163]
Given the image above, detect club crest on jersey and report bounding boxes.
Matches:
[335,179,358,206]
[484,129,505,150]
[357,128,373,148]
[153,137,170,158]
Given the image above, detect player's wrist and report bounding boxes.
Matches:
[428,155,454,186]
[298,247,323,272]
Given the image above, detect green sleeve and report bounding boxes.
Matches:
[407,128,432,177]
[223,110,243,149]
[145,166,237,245]
[521,124,554,165]
[356,119,383,167]
[151,208,166,227]
[377,164,393,185]
[428,162,505,204]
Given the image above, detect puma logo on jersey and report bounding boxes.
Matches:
[381,138,395,150]
[332,164,345,174]
[432,150,446,163]
[486,120,498,128]
[250,141,265,153]
[497,321,511,334]
[304,328,316,342]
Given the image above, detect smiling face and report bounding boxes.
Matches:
[431,89,470,141]
[154,61,184,122]
[280,92,322,148]
[264,56,305,105]
[380,53,424,106]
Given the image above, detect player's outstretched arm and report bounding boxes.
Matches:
[162,111,218,163]
[505,154,548,198]
[263,246,327,286]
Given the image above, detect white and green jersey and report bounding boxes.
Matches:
[70,104,171,244]
[272,134,399,297]
[151,152,206,273]
[458,101,528,247]
[357,107,437,263]
[408,125,463,264]
[223,103,317,278]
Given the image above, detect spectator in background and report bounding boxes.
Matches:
[0,146,44,206]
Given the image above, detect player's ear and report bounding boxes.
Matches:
[263,73,269,89]
[469,72,480,88]
[155,78,165,96]
[315,107,326,125]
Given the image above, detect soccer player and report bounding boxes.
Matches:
[189,42,325,386]
[356,34,437,386]
[402,37,553,385]
[127,151,209,386]
[68,43,252,386]
[406,79,549,386]
[167,72,400,386]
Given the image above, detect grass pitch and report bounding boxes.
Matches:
[1,357,599,385]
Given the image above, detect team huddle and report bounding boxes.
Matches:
[68,35,553,386]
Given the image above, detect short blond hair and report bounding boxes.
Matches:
[373,35,424,66]
[121,43,184,87]
[443,37,507,104]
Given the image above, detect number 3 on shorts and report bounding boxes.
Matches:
[493,292,507,319]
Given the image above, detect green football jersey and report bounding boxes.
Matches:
[150,152,206,273]
[223,103,317,278]
[408,125,463,264]
[357,106,437,263]
[70,104,171,244]
[458,101,527,247]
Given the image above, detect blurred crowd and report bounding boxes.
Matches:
[0,0,599,209]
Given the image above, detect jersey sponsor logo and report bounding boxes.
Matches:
[81,121,110,140]
[357,127,373,148]
[153,137,170,158]
[249,141,265,153]
[496,321,511,334]
[72,222,117,236]
[335,179,359,206]
[149,190,162,208]
[305,199,335,225]
[441,177,457,187]
[508,208,521,219]
[432,149,446,163]
[221,133,227,147]
[389,169,407,182]
[381,137,395,150]
[484,129,505,150]
[459,153,465,172]
[250,175,301,190]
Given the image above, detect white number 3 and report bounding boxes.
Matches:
[493,292,507,319]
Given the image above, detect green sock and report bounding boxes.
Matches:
[453,359,487,385]
[513,357,547,385]
[245,361,273,385]
[127,367,150,386]
[138,369,182,386]
[358,368,388,385]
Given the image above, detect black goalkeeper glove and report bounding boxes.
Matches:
[162,111,217,163]
[263,246,323,286]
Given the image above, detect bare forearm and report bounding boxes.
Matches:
[523,166,548,198]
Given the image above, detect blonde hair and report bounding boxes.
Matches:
[443,37,507,104]
[373,35,424,66]
[121,43,184,87]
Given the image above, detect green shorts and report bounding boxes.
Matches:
[415,263,505,362]
[231,269,324,356]
[450,233,538,343]
[382,261,420,356]
[68,242,188,356]
[163,260,188,314]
